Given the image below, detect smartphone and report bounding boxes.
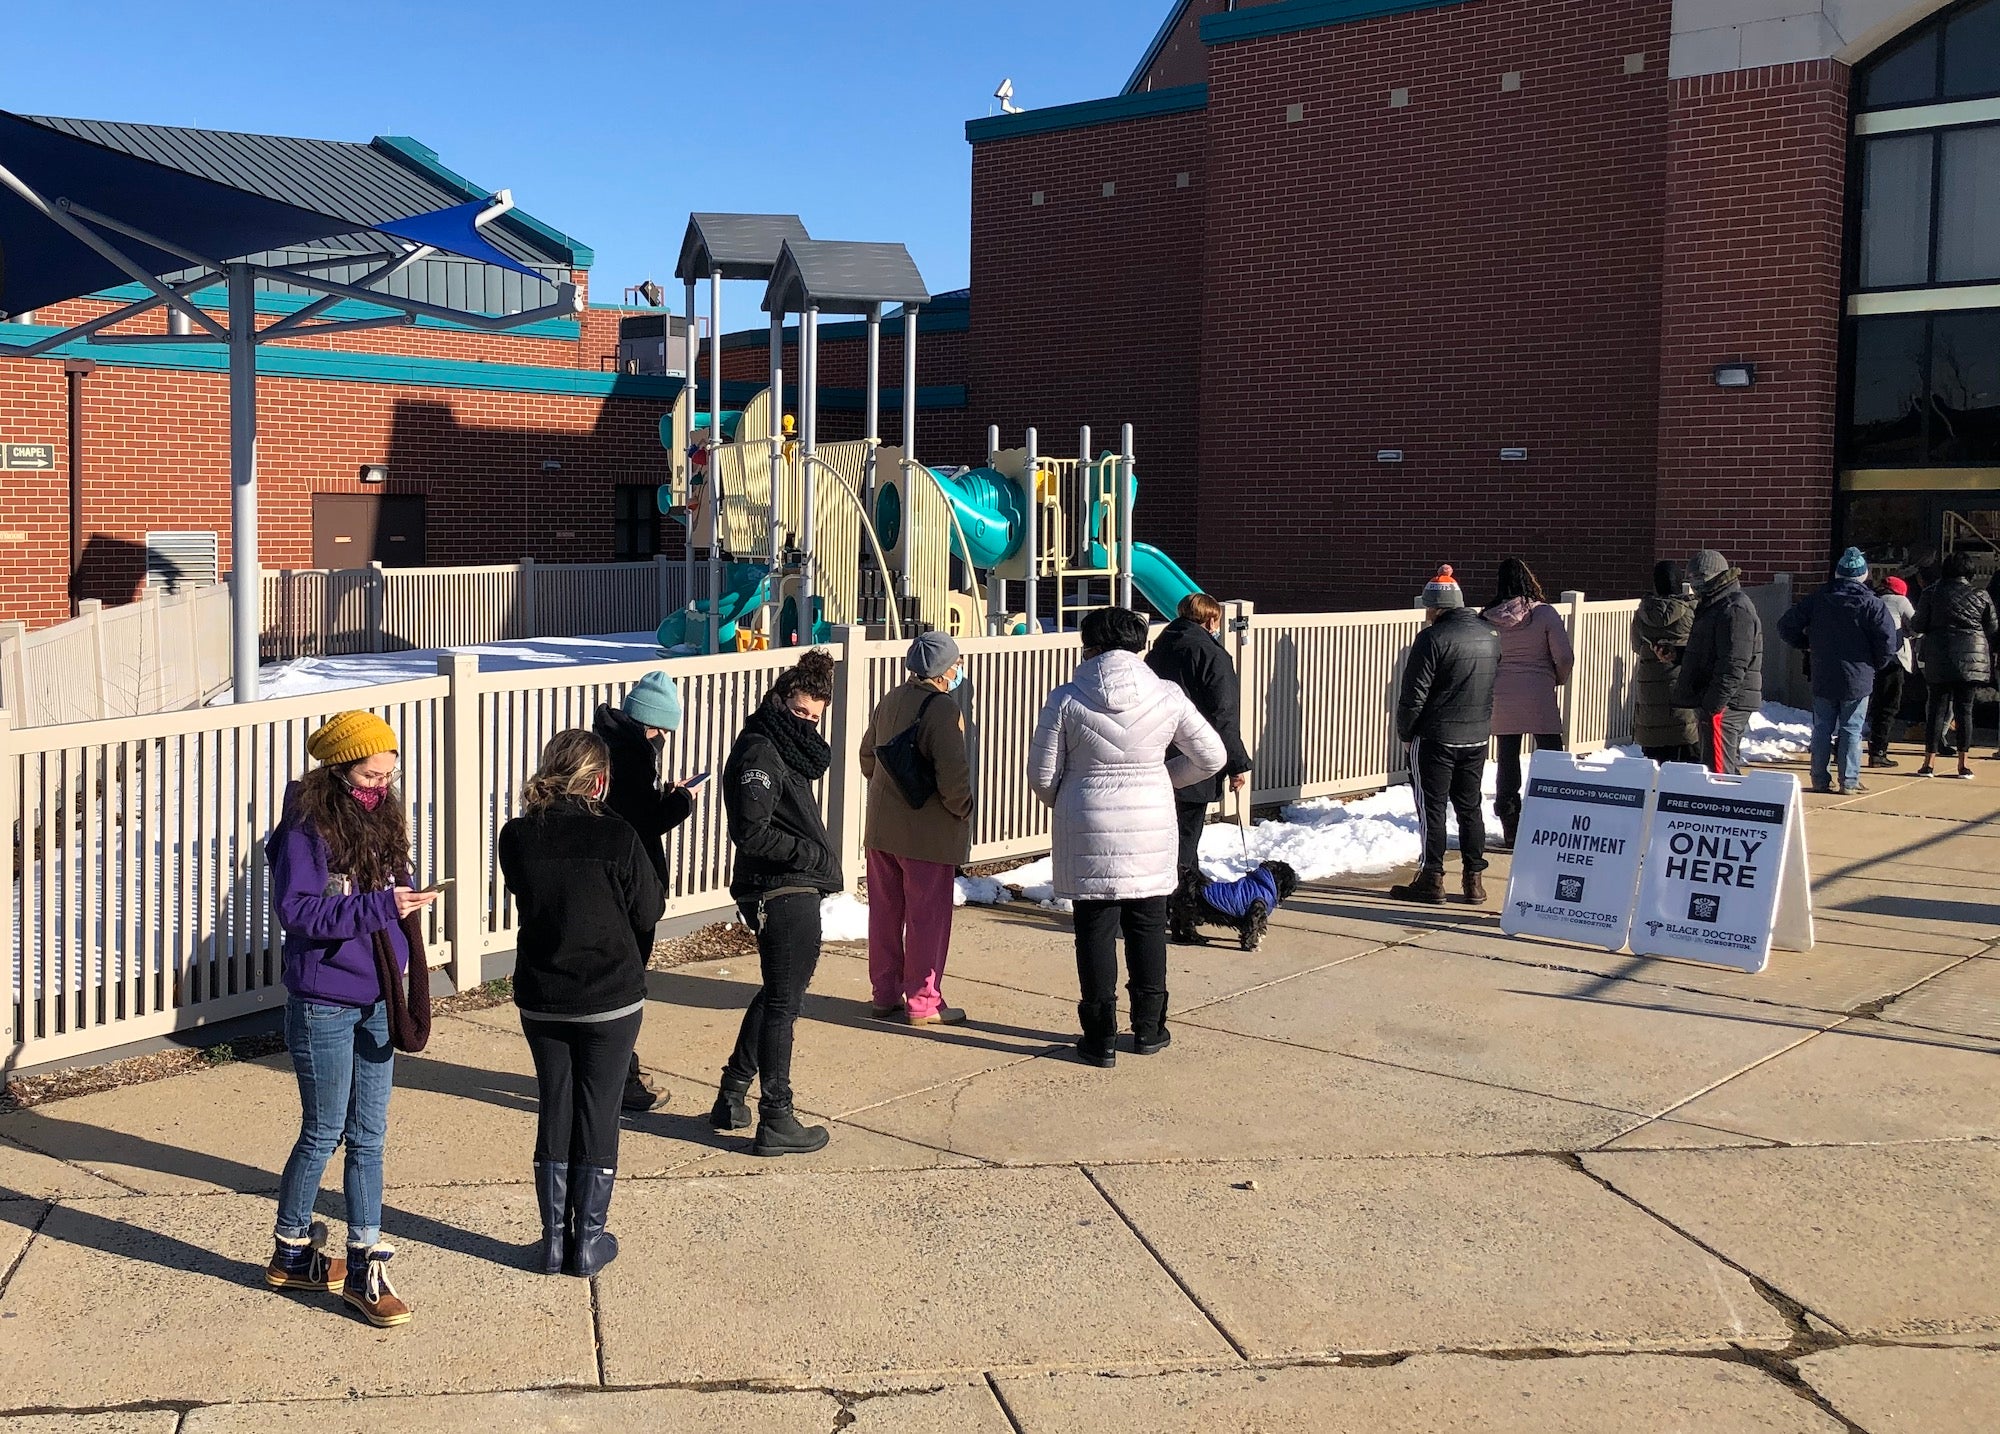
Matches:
[414,879,451,896]
[683,772,711,790]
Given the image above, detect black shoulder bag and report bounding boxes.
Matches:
[876,691,946,809]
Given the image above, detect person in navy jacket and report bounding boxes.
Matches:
[1777,547,1899,795]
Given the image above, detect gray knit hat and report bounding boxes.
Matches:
[1687,549,1730,586]
[1421,564,1464,610]
[905,630,961,679]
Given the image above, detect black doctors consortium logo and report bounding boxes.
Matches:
[1554,875,1585,904]
[1687,892,1722,924]
[1645,919,1666,938]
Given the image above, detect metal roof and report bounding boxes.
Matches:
[762,240,929,316]
[675,213,811,282]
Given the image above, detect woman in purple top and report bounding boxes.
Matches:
[263,711,437,1329]
[1481,558,1574,851]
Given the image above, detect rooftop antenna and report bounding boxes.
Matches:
[995,77,1021,115]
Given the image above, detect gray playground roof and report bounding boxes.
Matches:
[762,240,929,316]
[675,213,811,282]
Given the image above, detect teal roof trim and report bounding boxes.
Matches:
[717,304,971,353]
[966,84,1207,144]
[371,136,595,269]
[1,320,670,400]
[1201,0,1473,45]
[88,282,581,340]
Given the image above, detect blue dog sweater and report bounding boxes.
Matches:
[1201,866,1280,920]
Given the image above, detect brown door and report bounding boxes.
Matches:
[312,494,427,568]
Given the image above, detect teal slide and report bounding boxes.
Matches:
[1129,541,1201,619]
[656,562,770,652]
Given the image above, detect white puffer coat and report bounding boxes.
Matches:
[1027,650,1226,902]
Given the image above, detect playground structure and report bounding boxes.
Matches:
[655,213,1201,653]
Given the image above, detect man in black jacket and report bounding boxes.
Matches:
[591,670,698,1113]
[1391,565,1501,906]
[1147,593,1254,935]
[1669,549,1765,775]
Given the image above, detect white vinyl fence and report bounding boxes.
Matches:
[6,590,1674,1070]
[0,589,232,729]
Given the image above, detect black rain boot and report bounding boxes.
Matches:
[532,1161,569,1275]
[1389,869,1448,904]
[565,1165,619,1277]
[1494,812,1519,852]
[753,1104,830,1157]
[1130,991,1172,1055]
[1240,898,1270,952]
[708,1071,753,1131]
[1075,999,1118,1068]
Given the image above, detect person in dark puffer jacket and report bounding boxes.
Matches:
[1391,565,1501,907]
[1910,550,1999,779]
[1146,592,1254,912]
[500,730,665,1279]
[710,650,845,1156]
[592,670,698,1113]
[1778,547,1899,795]
[1670,549,1764,775]
[1631,561,1699,764]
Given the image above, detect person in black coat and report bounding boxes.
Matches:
[710,650,844,1157]
[1146,594,1254,928]
[593,672,700,1113]
[1391,565,1501,907]
[499,730,665,1280]
[1911,550,1999,778]
[1669,549,1764,775]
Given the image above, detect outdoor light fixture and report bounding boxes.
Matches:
[1377,449,1404,463]
[1499,447,1528,462]
[358,463,387,484]
[541,459,562,471]
[995,77,1021,115]
[1713,363,1757,389]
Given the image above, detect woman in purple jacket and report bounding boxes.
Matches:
[1481,558,1574,850]
[264,711,437,1328]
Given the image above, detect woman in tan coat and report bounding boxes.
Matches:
[859,632,974,1024]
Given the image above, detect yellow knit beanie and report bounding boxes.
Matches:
[306,711,398,767]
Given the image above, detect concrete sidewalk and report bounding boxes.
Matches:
[3,753,1998,1431]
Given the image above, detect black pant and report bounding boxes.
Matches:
[1642,743,1701,765]
[1926,680,1978,757]
[725,891,821,1114]
[522,1010,643,1169]
[1072,897,1168,1009]
[1410,739,1487,876]
[1174,800,1207,882]
[1869,664,1906,757]
[1699,709,1750,776]
[1494,732,1564,821]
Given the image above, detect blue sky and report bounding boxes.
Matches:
[3,0,1170,305]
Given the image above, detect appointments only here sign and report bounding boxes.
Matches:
[1501,750,1655,951]
[1631,765,1813,974]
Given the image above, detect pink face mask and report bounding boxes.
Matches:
[348,783,388,812]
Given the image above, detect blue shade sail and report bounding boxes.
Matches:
[374,198,548,282]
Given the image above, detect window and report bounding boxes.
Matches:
[1932,311,2000,463]
[1845,311,2000,466]
[1847,315,1929,466]
[1863,30,1938,108]
[1944,0,2000,99]
[1841,493,1927,568]
[612,484,660,561]
[1856,0,2000,111]
[1938,126,2000,282]
[1858,134,1935,288]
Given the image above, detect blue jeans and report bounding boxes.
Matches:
[275,996,394,1248]
[1811,695,1869,791]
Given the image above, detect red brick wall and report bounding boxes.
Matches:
[1196,0,1672,612]
[1654,61,1849,583]
[969,107,1209,570]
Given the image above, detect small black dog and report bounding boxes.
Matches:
[1169,860,1301,951]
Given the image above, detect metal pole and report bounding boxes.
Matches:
[1023,426,1039,636]
[1075,423,1092,628]
[798,305,819,644]
[985,425,1002,634]
[228,262,260,702]
[707,269,723,643]
[902,307,918,586]
[64,357,95,612]
[863,303,881,500]
[1118,423,1136,610]
[682,276,697,631]
[767,310,784,633]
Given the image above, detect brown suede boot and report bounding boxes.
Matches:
[1462,869,1487,905]
[1388,869,1448,904]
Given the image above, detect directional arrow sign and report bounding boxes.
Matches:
[4,443,56,471]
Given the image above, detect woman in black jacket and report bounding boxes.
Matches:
[1146,593,1253,931]
[1910,550,1999,779]
[710,650,844,1157]
[499,730,665,1278]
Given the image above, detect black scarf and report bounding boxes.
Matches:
[747,694,831,782]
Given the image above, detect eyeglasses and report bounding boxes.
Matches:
[345,767,401,789]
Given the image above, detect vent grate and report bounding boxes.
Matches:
[144,531,220,591]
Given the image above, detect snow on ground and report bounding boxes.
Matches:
[210,632,667,704]
[1743,702,1814,764]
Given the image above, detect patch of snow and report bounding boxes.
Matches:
[1742,702,1813,764]
[953,874,1012,907]
[820,892,871,944]
[210,632,668,704]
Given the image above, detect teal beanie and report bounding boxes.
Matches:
[622,670,683,730]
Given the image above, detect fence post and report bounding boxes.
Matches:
[825,626,869,892]
[0,709,14,1053]
[77,599,109,720]
[368,562,386,655]
[438,652,484,991]
[520,557,539,640]
[0,622,25,723]
[1560,589,1585,748]
[1227,599,1256,820]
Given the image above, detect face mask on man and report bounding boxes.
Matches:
[946,666,965,693]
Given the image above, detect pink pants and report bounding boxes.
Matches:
[867,849,956,1019]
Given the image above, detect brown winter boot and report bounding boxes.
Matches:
[1462,868,1487,905]
[1388,869,1448,905]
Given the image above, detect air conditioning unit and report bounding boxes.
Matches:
[144,530,220,592]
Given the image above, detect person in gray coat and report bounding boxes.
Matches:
[1631,560,1698,764]
[1028,607,1225,1068]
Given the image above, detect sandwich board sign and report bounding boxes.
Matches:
[1500,750,1656,951]
[1631,764,1813,973]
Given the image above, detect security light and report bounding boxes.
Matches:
[358,463,387,484]
[996,77,1021,115]
[1713,363,1757,389]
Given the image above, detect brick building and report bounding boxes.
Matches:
[965,0,2000,610]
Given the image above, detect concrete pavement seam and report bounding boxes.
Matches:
[1079,1164,1252,1363]
[0,1197,52,1304]
[983,1371,1029,1434]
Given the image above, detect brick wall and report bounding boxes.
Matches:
[1197,0,1673,612]
[969,107,1209,571]
[1654,61,1849,584]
